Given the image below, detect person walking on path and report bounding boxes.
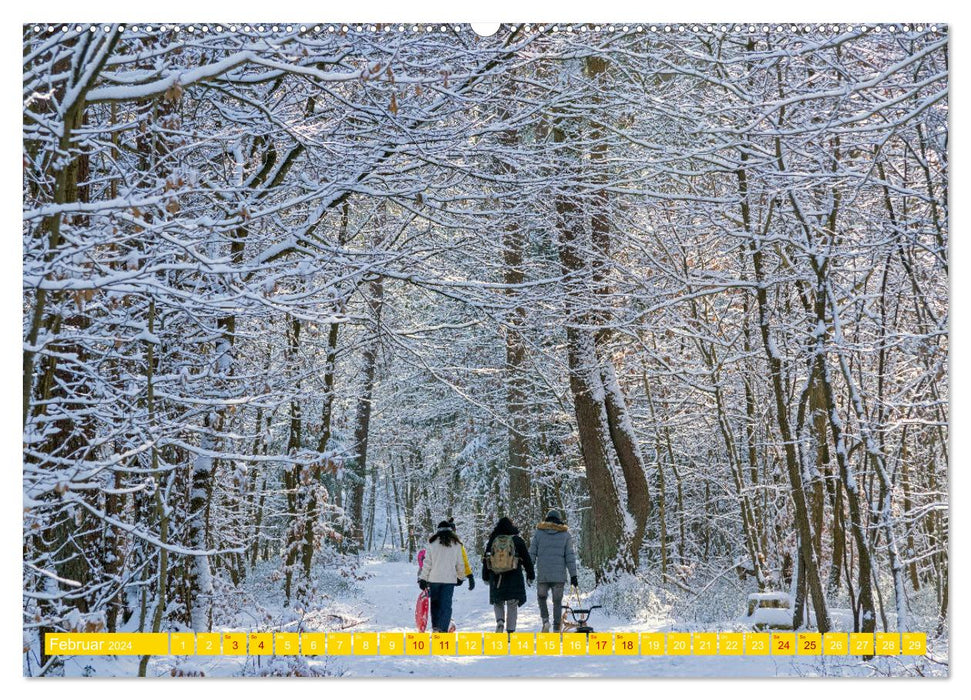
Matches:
[482,517,534,633]
[418,521,468,632]
[529,509,578,633]
[445,518,476,591]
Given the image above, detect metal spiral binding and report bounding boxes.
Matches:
[26,23,945,36]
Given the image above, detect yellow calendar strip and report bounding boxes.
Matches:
[588,632,612,655]
[797,632,821,655]
[42,631,927,657]
[720,632,744,655]
[484,632,507,655]
[772,632,796,655]
[902,633,926,656]
[196,632,220,655]
[615,632,638,655]
[668,632,691,655]
[406,632,430,655]
[693,632,716,656]
[745,632,770,656]
[458,632,482,655]
[328,632,352,655]
[563,633,586,655]
[850,633,875,656]
[276,632,299,655]
[824,632,848,655]
[301,633,325,655]
[431,632,455,655]
[354,632,378,655]
[249,632,273,656]
[537,633,561,655]
[170,632,195,655]
[641,632,665,655]
[510,632,534,655]
[45,633,168,656]
[222,632,246,655]
[876,633,900,656]
[380,632,404,655]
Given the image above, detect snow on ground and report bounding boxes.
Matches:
[55,557,947,678]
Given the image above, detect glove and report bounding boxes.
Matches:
[418,579,428,590]
[457,578,463,585]
[570,575,579,588]
[527,577,535,587]
[467,574,476,590]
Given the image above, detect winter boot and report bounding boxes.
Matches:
[541,620,550,633]
[496,620,504,633]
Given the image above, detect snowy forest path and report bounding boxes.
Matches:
[284,558,843,677]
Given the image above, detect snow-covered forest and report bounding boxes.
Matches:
[23,23,947,676]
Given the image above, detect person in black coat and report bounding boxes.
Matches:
[481,517,534,633]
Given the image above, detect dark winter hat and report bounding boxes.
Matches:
[494,516,519,535]
[545,509,563,524]
[437,520,453,530]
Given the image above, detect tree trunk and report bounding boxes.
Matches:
[824,279,909,631]
[350,275,384,549]
[563,328,633,575]
[642,369,669,576]
[548,60,636,577]
[284,316,303,603]
[495,111,533,520]
[742,160,830,631]
[600,360,651,564]
[586,54,651,561]
[188,434,214,632]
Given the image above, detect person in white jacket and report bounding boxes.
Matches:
[418,521,467,632]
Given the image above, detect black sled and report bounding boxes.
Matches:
[562,604,602,634]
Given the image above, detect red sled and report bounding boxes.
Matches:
[415,589,457,632]
[416,589,429,631]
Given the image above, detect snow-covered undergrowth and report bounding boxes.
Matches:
[588,567,753,631]
[587,572,676,628]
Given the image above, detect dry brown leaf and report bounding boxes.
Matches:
[164,81,183,103]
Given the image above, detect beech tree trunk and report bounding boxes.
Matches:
[586,54,651,562]
[551,83,635,576]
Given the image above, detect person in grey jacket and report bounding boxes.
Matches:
[528,509,579,632]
